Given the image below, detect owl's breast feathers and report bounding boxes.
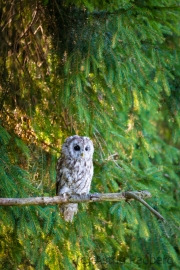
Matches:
[56,156,93,195]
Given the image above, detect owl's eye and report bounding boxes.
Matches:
[74,145,80,151]
[85,146,89,151]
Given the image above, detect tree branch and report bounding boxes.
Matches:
[0,190,165,222]
[124,191,165,222]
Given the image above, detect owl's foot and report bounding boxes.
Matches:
[69,193,87,200]
[90,193,100,200]
[58,193,70,202]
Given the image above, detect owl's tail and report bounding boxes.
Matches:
[60,203,78,222]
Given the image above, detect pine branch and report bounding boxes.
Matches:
[0,190,165,221]
[89,5,180,17]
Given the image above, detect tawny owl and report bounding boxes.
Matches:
[56,135,94,222]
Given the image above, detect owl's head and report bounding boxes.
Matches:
[61,135,94,160]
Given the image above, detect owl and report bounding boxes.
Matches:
[56,135,94,222]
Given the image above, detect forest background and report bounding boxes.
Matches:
[0,0,180,269]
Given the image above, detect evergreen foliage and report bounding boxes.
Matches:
[0,0,180,269]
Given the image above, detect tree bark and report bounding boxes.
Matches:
[0,191,151,206]
[0,190,165,221]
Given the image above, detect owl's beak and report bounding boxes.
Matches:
[81,152,84,157]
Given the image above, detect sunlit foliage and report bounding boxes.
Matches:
[0,0,180,269]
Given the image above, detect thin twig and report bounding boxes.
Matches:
[125,191,166,222]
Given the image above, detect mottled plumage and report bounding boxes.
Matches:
[56,135,94,222]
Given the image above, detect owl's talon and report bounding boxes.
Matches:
[90,193,100,199]
[58,193,70,201]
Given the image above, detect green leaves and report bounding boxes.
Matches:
[1,0,180,269]
[0,126,11,145]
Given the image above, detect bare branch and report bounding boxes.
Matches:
[124,191,166,222]
[0,190,165,221]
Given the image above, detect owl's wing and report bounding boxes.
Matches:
[56,156,73,195]
[56,157,64,195]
